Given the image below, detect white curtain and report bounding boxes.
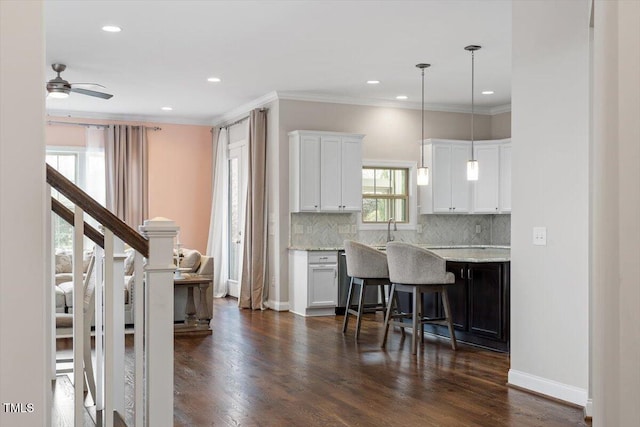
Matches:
[207,127,229,298]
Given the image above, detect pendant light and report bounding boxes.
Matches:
[416,63,430,186]
[465,45,481,181]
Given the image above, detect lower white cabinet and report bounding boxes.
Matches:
[289,250,337,316]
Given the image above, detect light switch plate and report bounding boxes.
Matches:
[533,227,547,246]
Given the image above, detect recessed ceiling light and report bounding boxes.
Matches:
[207,77,221,83]
[161,106,173,111]
[366,80,380,85]
[396,95,408,100]
[482,90,494,95]
[102,25,122,33]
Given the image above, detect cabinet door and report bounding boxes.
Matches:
[308,265,338,307]
[299,135,321,211]
[469,263,504,340]
[473,144,500,213]
[432,144,453,212]
[445,262,469,331]
[499,144,512,213]
[340,137,363,211]
[450,145,471,212]
[320,136,341,211]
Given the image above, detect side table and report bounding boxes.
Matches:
[173,275,213,335]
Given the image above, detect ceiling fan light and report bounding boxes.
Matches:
[467,160,479,181]
[48,90,69,99]
[417,167,429,186]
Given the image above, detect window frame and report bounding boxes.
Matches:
[358,159,418,231]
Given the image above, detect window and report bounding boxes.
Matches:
[362,167,409,223]
[46,152,78,250]
[47,147,106,250]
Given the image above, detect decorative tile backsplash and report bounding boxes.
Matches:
[290,213,511,248]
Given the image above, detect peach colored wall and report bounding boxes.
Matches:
[46,117,213,253]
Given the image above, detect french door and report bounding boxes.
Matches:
[227,142,248,298]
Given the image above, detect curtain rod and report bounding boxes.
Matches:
[218,107,268,130]
[46,120,162,131]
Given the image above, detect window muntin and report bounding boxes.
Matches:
[362,167,409,223]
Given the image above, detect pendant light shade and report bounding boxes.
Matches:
[465,45,481,181]
[416,63,430,186]
[417,167,429,186]
[467,160,479,181]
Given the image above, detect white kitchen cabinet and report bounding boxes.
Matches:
[289,250,337,316]
[420,138,512,215]
[499,142,512,212]
[420,140,471,214]
[472,143,500,213]
[290,131,364,213]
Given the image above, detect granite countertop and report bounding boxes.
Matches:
[289,244,510,263]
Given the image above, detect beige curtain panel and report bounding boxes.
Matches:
[239,109,268,310]
[105,125,149,228]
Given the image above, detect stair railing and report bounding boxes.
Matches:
[47,164,176,427]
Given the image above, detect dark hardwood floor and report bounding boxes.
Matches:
[55,297,590,426]
[173,298,589,427]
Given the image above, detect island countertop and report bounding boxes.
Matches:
[289,245,510,263]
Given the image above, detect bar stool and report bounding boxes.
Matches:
[342,240,390,339]
[382,242,457,354]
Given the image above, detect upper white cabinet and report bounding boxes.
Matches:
[499,142,512,212]
[290,131,364,213]
[420,140,471,214]
[472,143,501,213]
[419,138,511,214]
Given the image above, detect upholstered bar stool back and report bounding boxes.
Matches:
[382,242,458,353]
[342,240,390,339]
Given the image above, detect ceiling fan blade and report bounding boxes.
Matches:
[70,87,113,99]
[71,82,107,89]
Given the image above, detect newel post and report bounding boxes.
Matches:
[139,217,178,427]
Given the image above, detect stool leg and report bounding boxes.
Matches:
[441,287,457,351]
[342,277,355,334]
[380,284,387,316]
[412,286,419,355]
[419,288,425,344]
[381,283,396,348]
[355,279,366,339]
[390,291,406,337]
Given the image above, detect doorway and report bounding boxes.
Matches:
[227,141,247,298]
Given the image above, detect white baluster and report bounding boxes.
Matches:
[73,206,84,426]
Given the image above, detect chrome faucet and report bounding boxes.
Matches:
[387,218,397,242]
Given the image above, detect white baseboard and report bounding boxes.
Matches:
[508,369,588,407]
[266,299,290,312]
[584,398,593,418]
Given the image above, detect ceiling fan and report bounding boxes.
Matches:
[46,63,113,99]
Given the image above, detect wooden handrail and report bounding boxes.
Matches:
[47,164,149,258]
[51,198,105,249]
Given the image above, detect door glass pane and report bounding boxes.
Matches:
[228,157,239,281]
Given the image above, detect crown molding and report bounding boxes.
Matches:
[488,104,512,115]
[276,91,511,115]
[46,109,214,126]
[211,91,279,126]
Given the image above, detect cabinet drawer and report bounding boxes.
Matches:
[308,251,337,264]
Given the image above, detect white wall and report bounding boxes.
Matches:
[592,0,640,425]
[0,1,48,426]
[510,1,590,405]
